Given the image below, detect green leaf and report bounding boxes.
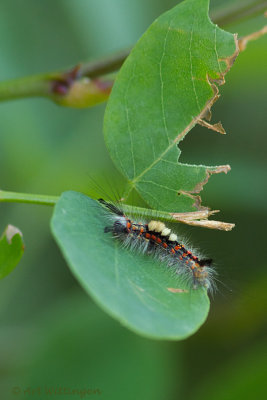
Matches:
[51,191,209,340]
[104,0,238,212]
[0,225,24,279]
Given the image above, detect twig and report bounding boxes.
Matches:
[211,0,267,27]
[0,190,59,206]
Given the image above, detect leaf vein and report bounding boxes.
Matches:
[214,25,223,75]
[124,63,137,178]
[140,179,177,193]
[159,26,171,145]
[189,15,201,112]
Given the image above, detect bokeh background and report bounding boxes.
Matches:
[0,0,266,399]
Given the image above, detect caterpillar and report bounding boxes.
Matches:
[98,198,216,292]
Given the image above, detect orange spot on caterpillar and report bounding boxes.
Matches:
[127,222,131,229]
[163,242,168,249]
[174,245,180,250]
[179,256,183,260]
[171,248,175,254]
[145,233,151,239]
[140,227,144,233]
[151,235,156,241]
[156,237,162,244]
[183,253,187,257]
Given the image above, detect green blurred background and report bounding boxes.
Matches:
[0,0,266,399]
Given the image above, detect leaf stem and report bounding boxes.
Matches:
[0,190,235,231]
[0,190,59,206]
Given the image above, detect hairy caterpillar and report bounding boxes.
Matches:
[99,198,216,292]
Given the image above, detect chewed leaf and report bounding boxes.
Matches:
[51,191,210,340]
[104,0,238,212]
[0,225,24,279]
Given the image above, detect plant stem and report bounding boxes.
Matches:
[0,74,54,101]
[79,49,130,79]
[211,0,267,27]
[0,190,59,206]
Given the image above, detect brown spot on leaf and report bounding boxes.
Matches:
[167,287,189,293]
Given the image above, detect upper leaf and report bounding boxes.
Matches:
[104,0,238,212]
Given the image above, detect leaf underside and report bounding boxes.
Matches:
[104,0,238,212]
[51,192,210,340]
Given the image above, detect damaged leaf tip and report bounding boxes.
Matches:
[0,224,24,279]
[104,0,238,214]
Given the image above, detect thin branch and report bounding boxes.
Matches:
[0,190,59,206]
[211,0,267,27]
[79,49,130,78]
[0,67,113,108]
